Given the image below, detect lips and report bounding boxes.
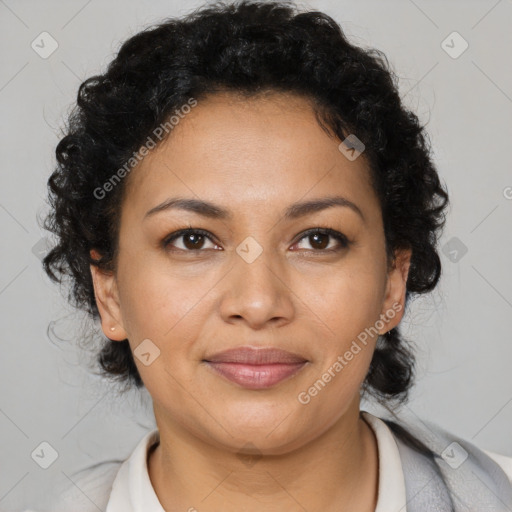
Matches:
[203,347,308,390]
[205,347,307,364]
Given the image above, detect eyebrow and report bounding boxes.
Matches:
[144,195,365,223]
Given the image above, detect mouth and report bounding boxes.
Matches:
[203,346,308,390]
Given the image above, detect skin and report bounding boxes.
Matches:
[90,91,412,512]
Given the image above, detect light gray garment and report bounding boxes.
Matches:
[384,416,512,511]
[42,415,512,511]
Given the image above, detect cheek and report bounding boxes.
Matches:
[298,260,385,338]
[117,268,208,391]
[117,251,212,340]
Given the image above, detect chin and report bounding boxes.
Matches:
[198,410,314,455]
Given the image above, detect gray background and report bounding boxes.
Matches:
[1,0,511,510]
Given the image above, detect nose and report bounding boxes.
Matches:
[218,243,295,330]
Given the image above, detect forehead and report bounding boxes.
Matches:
[122,92,378,221]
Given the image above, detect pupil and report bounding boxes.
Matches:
[185,233,203,250]
[311,233,328,250]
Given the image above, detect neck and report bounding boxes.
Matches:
[148,403,379,512]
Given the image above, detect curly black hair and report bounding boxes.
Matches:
[41,0,449,428]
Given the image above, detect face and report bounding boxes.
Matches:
[91,91,411,455]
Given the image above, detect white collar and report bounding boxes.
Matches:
[106,410,407,511]
[106,428,164,511]
[361,411,408,512]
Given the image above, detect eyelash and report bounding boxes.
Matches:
[162,227,351,254]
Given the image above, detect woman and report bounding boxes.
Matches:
[38,1,512,511]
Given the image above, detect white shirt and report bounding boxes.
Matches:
[38,411,512,512]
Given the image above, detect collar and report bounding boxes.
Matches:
[106,411,406,511]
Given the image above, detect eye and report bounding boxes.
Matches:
[291,228,350,252]
[162,227,350,254]
[163,228,221,252]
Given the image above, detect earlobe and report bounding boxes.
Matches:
[89,249,128,341]
[380,247,412,333]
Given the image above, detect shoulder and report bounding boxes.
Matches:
[378,411,512,490]
[367,410,512,509]
[418,418,512,485]
[46,428,159,511]
[481,448,512,484]
[47,460,123,512]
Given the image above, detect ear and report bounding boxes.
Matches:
[379,247,412,334]
[89,249,128,341]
